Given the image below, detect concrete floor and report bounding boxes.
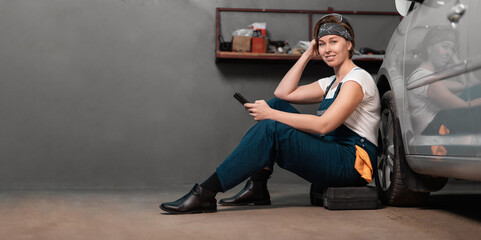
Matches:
[1,180,481,240]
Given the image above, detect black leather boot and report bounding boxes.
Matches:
[160,184,217,214]
[219,180,271,206]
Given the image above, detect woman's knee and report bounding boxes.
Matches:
[267,98,297,113]
[255,119,276,129]
[248,119,278,141]
[267,98,285,108]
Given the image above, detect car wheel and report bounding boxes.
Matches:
[375,91,430,206]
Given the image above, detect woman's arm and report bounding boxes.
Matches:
[274,40,325,104]
[247,81,364,135]
[427,81,470,109]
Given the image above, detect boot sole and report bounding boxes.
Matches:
[219,200,271,206]
[159,205,217,214]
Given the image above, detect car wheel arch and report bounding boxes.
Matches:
[376,74,392,99]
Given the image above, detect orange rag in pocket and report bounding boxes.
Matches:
[354,145,373,183]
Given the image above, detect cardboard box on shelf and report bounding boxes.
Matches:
[251,37,268,53]
[232,36,251,52]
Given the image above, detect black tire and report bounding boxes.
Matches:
[375,91,430,206]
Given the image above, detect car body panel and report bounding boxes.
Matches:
[406,155,481,181]
[377,0,481,182]
[467,1,481,157]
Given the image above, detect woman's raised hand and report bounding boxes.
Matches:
[304,39,318,59]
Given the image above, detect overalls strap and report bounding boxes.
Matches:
[322,77,337,100]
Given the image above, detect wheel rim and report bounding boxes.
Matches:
[378,108,395,191]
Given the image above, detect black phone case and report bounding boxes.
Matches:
[234,92,249,105]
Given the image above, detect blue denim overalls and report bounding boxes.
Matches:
[216,75,378,192]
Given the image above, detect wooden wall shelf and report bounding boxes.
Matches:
[215,7,400,64]
[215,51,385,62]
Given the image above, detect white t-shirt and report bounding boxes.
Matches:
[406,67,439,135]
[317,68,380,145]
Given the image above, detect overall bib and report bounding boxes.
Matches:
[216,77,378,192]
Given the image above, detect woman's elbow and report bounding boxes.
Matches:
[314,122,333,135]
[306,127,325,135]
[314,127,327,135]
[274,90,287,100]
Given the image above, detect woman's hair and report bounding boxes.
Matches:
[418,25,457,60]
[313,14,355,58]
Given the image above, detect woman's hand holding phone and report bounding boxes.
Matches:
[234,93,273,121]
[245,100,274,121]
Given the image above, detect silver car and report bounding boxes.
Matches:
[375,0,481,206]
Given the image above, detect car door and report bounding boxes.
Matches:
[466,0,481,157]
[403,0,475,157]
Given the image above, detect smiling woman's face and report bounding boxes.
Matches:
[428,40,455,69]
[318,35,352,67]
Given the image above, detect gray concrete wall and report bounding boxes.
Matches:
[0,0,396,189]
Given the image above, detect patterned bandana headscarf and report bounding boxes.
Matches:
[317,22,353,41]
[427,26,456,46]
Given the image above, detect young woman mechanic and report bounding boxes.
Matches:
[160,14,381,214]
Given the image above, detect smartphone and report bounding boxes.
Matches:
[233,92,250,105]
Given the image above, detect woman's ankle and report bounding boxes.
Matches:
[200,172,223,193]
